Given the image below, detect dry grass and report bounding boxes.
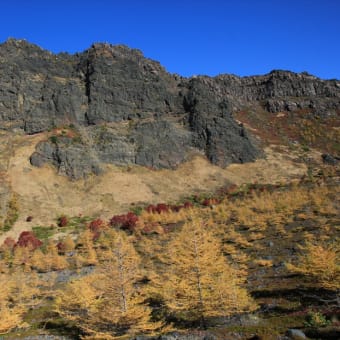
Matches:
[0,129,309,243]
[235,106,340,155]
[0,174,339,339]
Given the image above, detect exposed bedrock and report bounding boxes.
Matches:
[1,39,339,178]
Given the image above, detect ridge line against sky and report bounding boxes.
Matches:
[1,0,340,79]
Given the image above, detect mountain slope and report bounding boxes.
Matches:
[0,38,339,237]
[1,40,339,179]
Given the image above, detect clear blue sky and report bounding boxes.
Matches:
[1,0,340,79]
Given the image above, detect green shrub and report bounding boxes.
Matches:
[304,311,330,328]
[49,135,58,144]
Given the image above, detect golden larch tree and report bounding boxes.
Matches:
[0,270,41,334]
[161,216,256,326]
[62,235,76,253]
[76,230,98,266]
[0,273,23,334]
[46,240,69,271]
[286,241,340,290]
[30,241,68,272]
[56,229,161,338]
[54,274,100,335]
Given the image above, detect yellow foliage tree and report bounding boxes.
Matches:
[56,230,161,338]
[286,241,340,290]
[30,248,46,271]
[0,270,41,334]
[96,230,115,261]
[76,230,98,266]
[30,242,68,272]
[45,241,69,271]
[0,274,23,334]
[12,246,31,268]
[55,274,101,335]
[161,216,256,326]
[62,235,76,253]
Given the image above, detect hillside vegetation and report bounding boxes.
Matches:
[0,39,339,339]
[0,169,339,339]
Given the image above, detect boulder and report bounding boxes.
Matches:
[286,329,307,339]
[322,153,339,165]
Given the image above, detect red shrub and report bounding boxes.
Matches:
[123,212,138,230]
[88,219,106,232]
[146,201,193,214]
[145,203,170,214]
[2,237,16,250]
[183,201,194,209]
[57,216,68,227]
[155,203,169,213]
[202,198,220,207]
[26,216,33,222]
[146,205,156,213]
[109,212,138,231]
[57,241,65,253]
[16,231,42,250]
[110,214,127,226]
[88,219,106,240]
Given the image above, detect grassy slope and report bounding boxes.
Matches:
[1,167,339,339]
[0,128,308,243]
[1,105,339,338]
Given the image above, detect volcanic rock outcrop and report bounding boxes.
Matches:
[0,39,339,179]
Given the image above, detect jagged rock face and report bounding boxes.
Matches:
[1,39,339,179]
[80,44,182,124]
[0,39,87,132]
[30,120,193,178]
[184,77,259,165]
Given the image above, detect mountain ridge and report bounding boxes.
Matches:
[3,38,339,80]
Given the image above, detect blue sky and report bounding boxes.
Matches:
[1,0,340,79]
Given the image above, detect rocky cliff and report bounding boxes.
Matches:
[1,39,339,179]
